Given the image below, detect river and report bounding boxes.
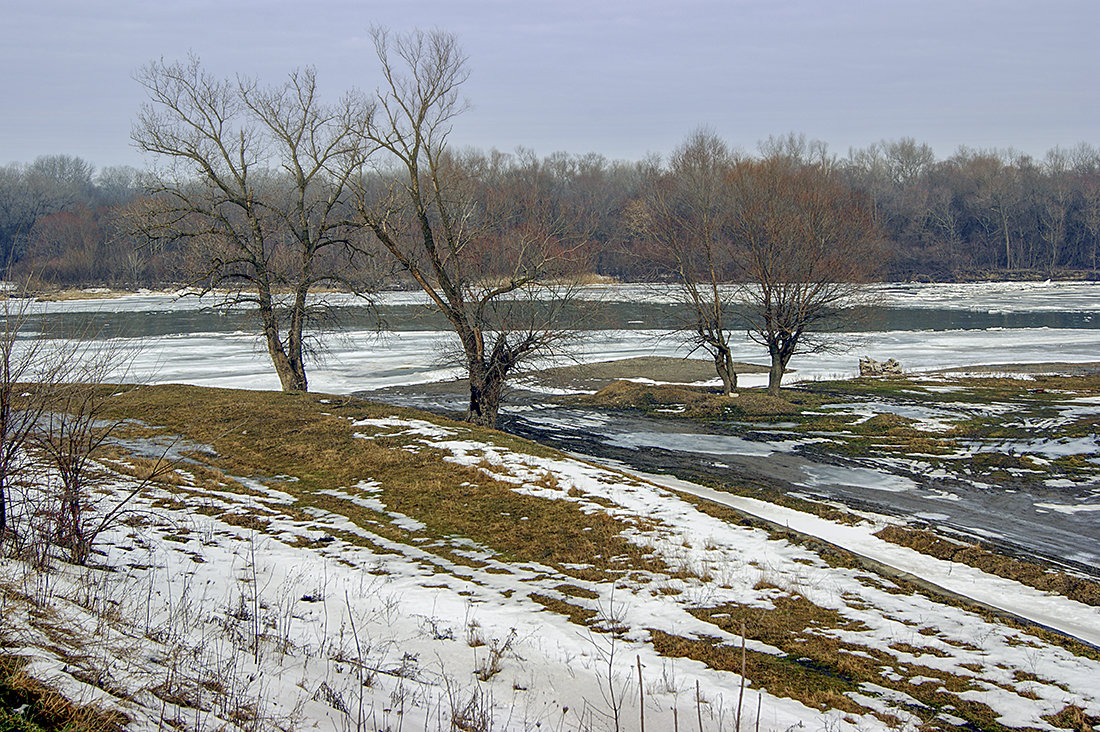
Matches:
[10,280,1100,392]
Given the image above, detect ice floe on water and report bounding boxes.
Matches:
[819,400,961,431]
[7,282,1100,394]
[799,463,920,492]
[605,430,793,457]
[867,280,1100,312]
[1034,501,1100,515]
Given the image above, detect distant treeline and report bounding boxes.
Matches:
[3,137,1099,288]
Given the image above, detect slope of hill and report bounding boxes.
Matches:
[1,386,1098,731]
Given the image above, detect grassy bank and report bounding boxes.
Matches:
[0,383,1098,730]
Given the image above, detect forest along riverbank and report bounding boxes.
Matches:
[363,358,1100,578]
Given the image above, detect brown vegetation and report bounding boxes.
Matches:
[876,525,1100,607]
[578,379,806,418]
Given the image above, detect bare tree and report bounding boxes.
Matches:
[883,137,936,187]
[35,371,124,565]
[0,156,95,270]
[132,58,372,392]
[1038,149,1072,274]
[758,132,834,169]
[31,349,175,566]
[632,130,741,395]
[355,29,590,427]
[728,158,882,395]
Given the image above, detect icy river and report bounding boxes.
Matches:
[11,280,1100,573]
[13,280,1100,392]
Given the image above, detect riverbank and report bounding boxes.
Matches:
[3,383,1099,731]
[369,357,1100,586]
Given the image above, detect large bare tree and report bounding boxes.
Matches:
[728,158,882,395]
[355,29,590,427]
[132,58,371,392]
[632,130,741,395]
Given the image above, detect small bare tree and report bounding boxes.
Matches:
[0,289,60,544]
[728,158,883,395]
[132,58,373,392]
[632,130,741,395]
[0,292,172,564]
[355,29,591,427]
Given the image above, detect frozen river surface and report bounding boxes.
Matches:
[12,280,1100,393]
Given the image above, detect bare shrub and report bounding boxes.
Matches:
[0,286,168,566]
[473,628,516,682]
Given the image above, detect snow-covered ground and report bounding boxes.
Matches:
[3,282,1098,729]
[3,411,1099,731]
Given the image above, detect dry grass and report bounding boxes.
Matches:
[648,629,865,715]
[581,380,719,408]
[655,592,1018,732]
[0,656,127,732]
[95,385,672,584]
[553,583,600,599]
[32,382,1096,730]
[577,380,806,418]
[1044,704,1100,732]
[528,593,598,626]
[876,525,1100,607]
[526,356,768,393]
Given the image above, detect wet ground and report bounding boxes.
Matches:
[362,363,1100,578]
[508,405,1100,574]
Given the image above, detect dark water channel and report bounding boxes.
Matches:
[15,301,1100,340]
[505,406,1100,577]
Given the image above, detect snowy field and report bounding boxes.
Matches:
[2,282,1100,730]
[3,405,1099,731]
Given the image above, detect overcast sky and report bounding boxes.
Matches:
[2,0,1097,170]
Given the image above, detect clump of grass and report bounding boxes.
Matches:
[1044,704,1100,732]
[576,380,811,419]
[648,629,864,715]
[876,525,1100,607]
[0,656,126,732]
[553,583,599,599]
[855,413,920,435]
[691,593,871,646]
[528,593,598,626]
[580,381,717,409]
[659,593,1017,731]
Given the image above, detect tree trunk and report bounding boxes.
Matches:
[767,356,784,396]
[714,347,737,396]
[259,298,308,392]
[466,363,504,427]
[270,352,307,393]
[766,341,793,397]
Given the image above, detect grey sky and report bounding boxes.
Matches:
[2,0,1097,169]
